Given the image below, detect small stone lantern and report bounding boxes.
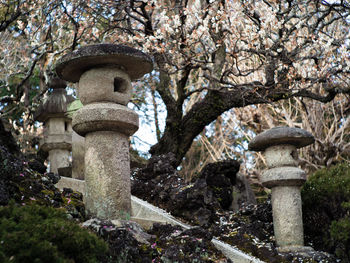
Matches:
[34,78,74,174]
[248,127,314,252]
[55,44,153,220]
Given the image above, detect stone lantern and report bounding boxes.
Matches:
[248,127,314,252]
[55,44,153,220]
[34,78,74,174]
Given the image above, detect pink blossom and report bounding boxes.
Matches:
[20,173,25,177]
[151,242,157,249]
[67,198,71,204]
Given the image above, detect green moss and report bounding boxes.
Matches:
[41,189,54,197]
[0,201,108,263]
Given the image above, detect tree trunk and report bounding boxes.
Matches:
[150,85,338,167]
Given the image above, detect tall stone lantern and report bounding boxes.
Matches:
[55,44,153,220]
[248,127,314,252]
[34,78,74,174]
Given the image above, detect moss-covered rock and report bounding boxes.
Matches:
[0,143,85,219]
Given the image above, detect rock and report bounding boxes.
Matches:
[182,226,213,240]
[0,119,19,155]
[83,218,153,263]
[132,156,243,227]
[28,158,47,174]
[0,142,85,219]
[148,223,232,263]
[231,173,257,211]
[199,160,240,185]
[197,160,240,209]
[47,172,61,184]
[169,178,220,227]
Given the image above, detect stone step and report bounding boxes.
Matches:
[56,176,265,263]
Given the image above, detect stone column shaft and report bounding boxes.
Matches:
[72,131,85,180]
[271,186,304,247]
[49,149,70,174]
[85,131,131,219]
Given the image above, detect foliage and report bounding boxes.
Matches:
[0,201,108,263]
[330,217,350,261]
[302,162,350,261]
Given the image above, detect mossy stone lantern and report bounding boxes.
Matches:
[34,78,74,174]
[56,44,153,220]
[249,127,315,252]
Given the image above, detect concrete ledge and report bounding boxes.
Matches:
[131,195,191,229]
[56,176,86,194]
[56,176,265,263]
[212,239,265,263]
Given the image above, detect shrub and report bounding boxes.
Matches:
[0,201,108,263]
[302,162,350,262]
[330,216,350,260]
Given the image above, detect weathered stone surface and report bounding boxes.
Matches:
[34,81,74,122]
[35,79,73,174]
[248,127,314,151]
[46,118,72,134]
[0,141,85,218]
[78,66,132,105]
[55,44,153,82]
[56,176,86,194]
[271,186,304,248]
[84,130,132,219]
[72,103,139,137]
[56,44,150,220]
[132,156,242,227]
[49,149,70,175]
[260,166,306,188]
[72,131,85,180]
[249,127,315,253]
[198,160,242,210]
[277,245,314,253]
[231,173,257,211]
[40,133,72,152]
[264,145,298,168]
